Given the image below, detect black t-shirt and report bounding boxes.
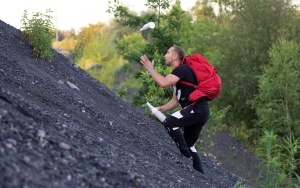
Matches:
[171,65,207,107]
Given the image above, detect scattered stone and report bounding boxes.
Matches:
[67,175,72,181]
[7,138,17,145]
[59,142,71,150]
[37,130,46,139]
[66,81,79,90]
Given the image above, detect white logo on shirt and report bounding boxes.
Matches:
[177,89,181,100]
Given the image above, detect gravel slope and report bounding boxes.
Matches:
[0,20,240,188]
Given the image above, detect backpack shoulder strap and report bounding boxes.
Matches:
[178,80,197,88]
[177,63,198,87]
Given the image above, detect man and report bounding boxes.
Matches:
[140,45,209,173]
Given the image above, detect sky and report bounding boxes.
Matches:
[1,0,299,32]
[0,0,197,32]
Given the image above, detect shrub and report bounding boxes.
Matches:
[21,9,55,60]
[256,129,300,187]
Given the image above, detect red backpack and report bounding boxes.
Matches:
[178,53,222,101]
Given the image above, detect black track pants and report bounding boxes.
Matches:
[163,103,209,155]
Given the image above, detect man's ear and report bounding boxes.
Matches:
[172,53,178,61]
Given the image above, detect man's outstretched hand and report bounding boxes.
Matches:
[140,55,154,71]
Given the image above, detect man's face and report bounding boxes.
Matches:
[164,47,175,66]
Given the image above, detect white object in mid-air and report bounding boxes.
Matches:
[140,22,155,31]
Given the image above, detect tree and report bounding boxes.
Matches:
[107,0,158,28]
[117,33,147,62]
[215,0,300,133]
[254,40,300,138]
[71,23,106,62]
[72,22,124,88]
[145,0,173,27]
